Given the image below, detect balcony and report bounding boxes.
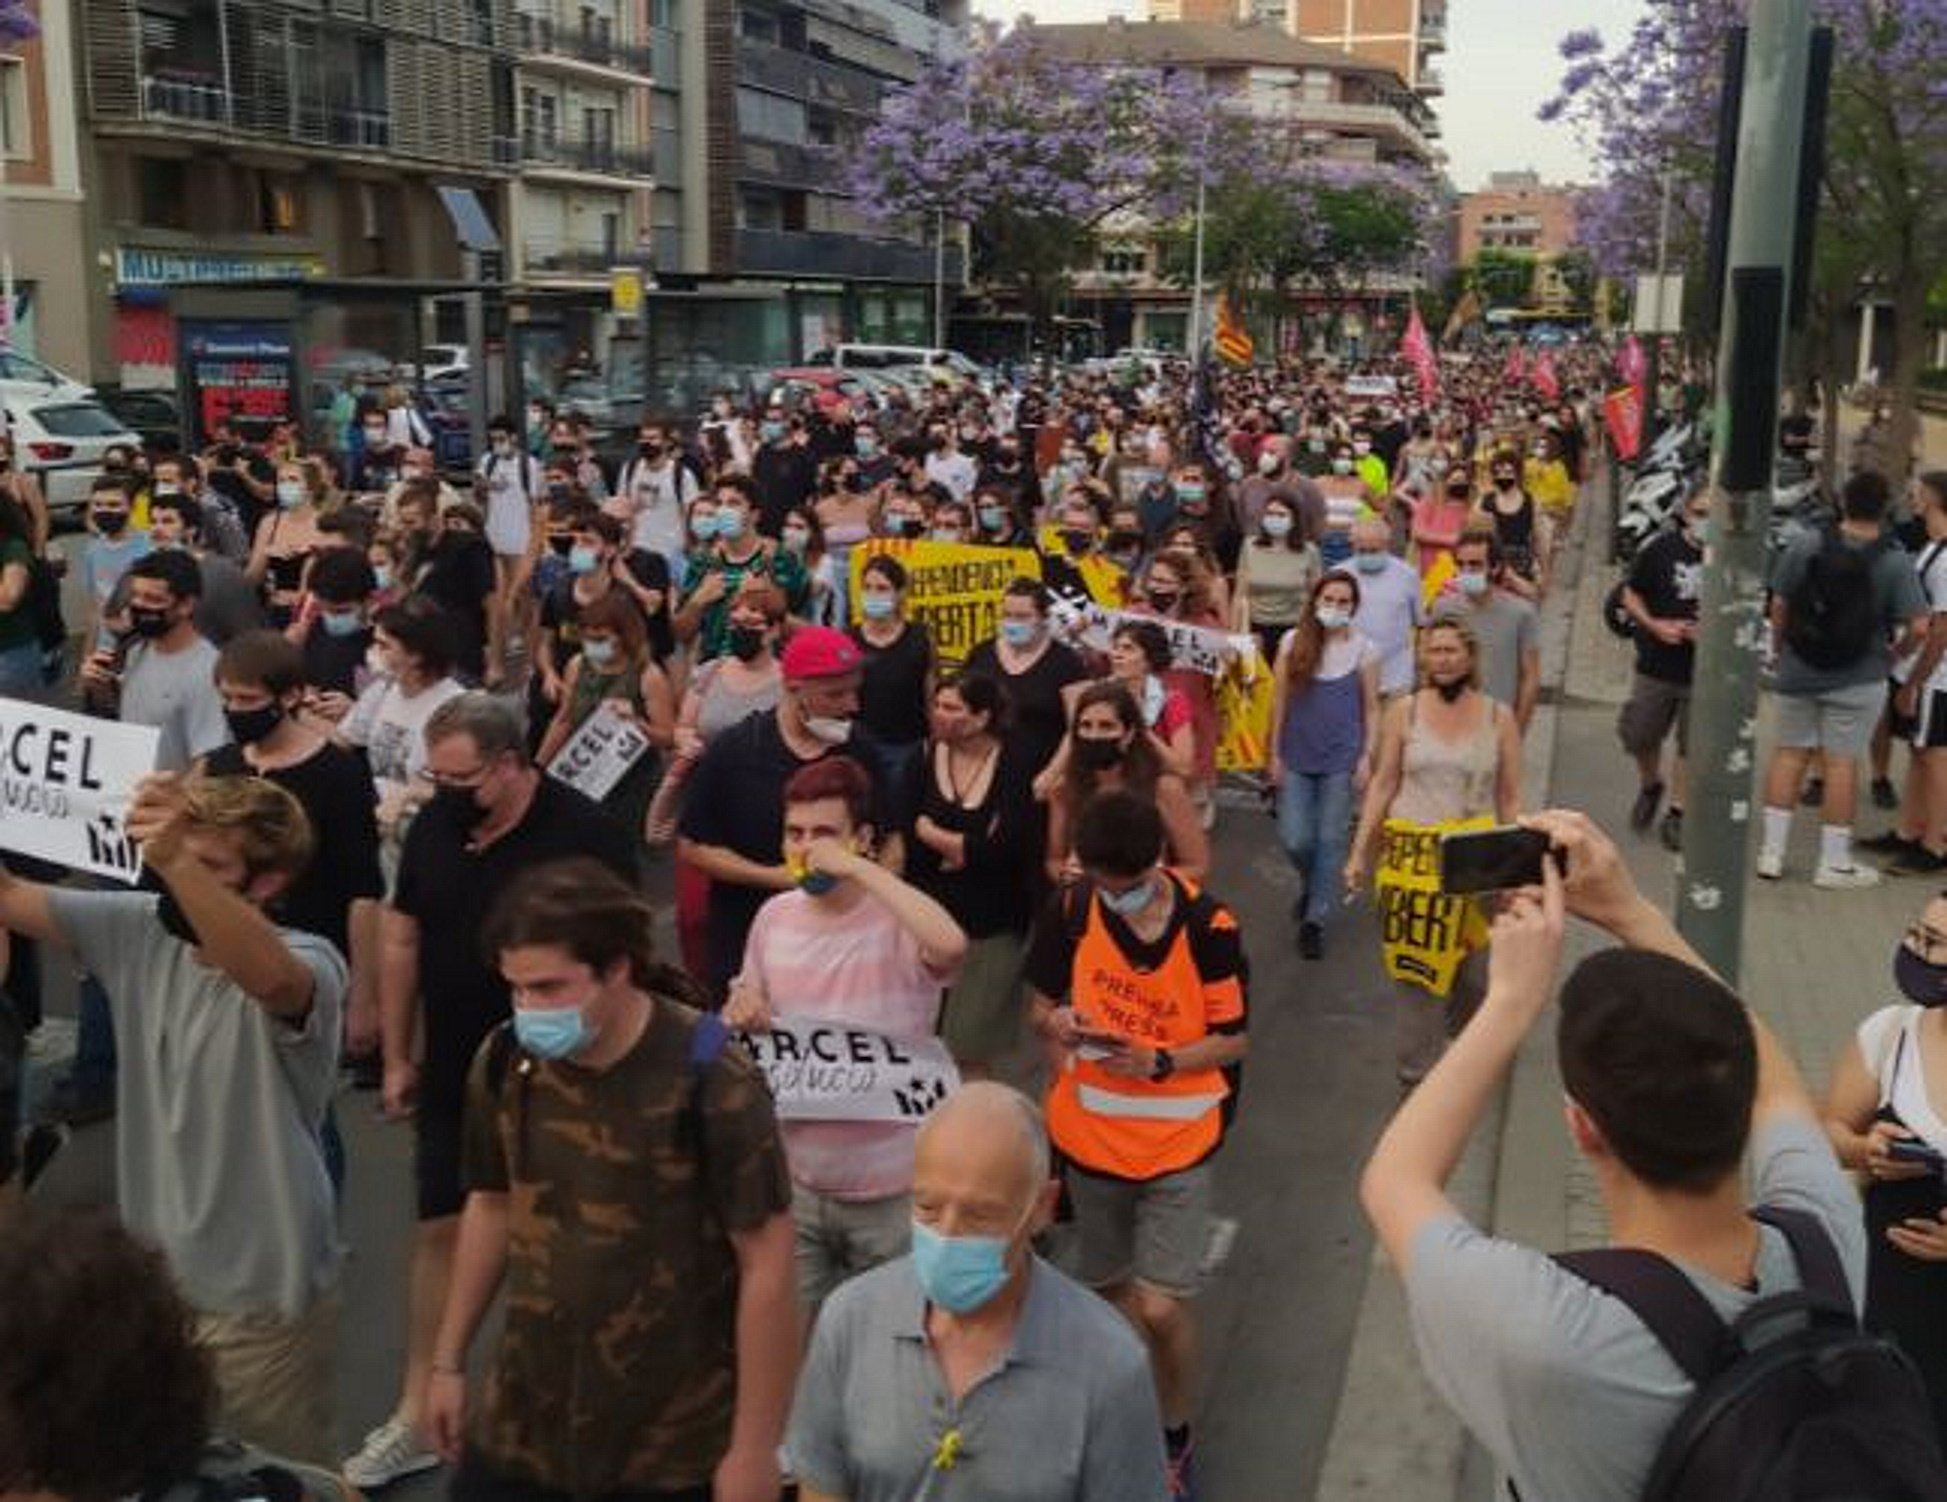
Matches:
[1418,8,1447,50]
[140,72,395,152]
[492,133,521,167]
[139,73,233,125]
[739,137,840,190]
[517,11,655,74]
[525,236,627,277]
[1417,65,1444,96]
[735,227,962,284]
[1284,98,1434,163]
[737,38,881,114]
[331,108,391,150]
[521,131,656,179]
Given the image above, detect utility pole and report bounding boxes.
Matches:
[1678,0,1819,983]
[1188,173,1207,358]
[932,207,946,350]
[1641,170,1674,449]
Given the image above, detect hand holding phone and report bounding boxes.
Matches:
[1887,1137,1947,1172]
[1440,825,1564,895]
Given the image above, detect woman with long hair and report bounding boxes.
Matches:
[1269,572,1380,960]
[249,455,334,627]
[1045,681,1207,885]
[1133,547,1223,817]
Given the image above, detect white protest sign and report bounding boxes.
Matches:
[1047,599,1258,679]
[0,698,158,882]
[544,703,650,801]
[737,1017,960,1123]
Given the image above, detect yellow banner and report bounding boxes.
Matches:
[848,539,1042,669]
[1215,657,1273,772]
[1374,816,1493,997]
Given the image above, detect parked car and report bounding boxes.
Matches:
[3,393,142,517]
[414,344,469,384]
[764,368,878,413]
[95,385,184,455]
[0,350,93,401]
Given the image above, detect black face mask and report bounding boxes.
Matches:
[94,509,129,536]
[1896,946,1947,1007]
[728,625,766,662]
[128,606,172,639]
[548,534,574,557]
[430,780,488,829]
[1074,736,1125,771]
[1147,592,1179,614]
[156,888,201,946]
[639,442,664,459]
[1109,528,1144,552]
[894,517,924,539]
[1432,677,1468,704]
[1062,529,1094,555]
[224,702,284,747]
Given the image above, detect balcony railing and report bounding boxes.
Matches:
[331,108,391,149]
[521,131,655,176]
[736,38,880,113]
[735,227,961,284]
[738,137,839,189]
[517,11,654,71]
[492,133,521,167]
[526,237,626,275]
[140,74,233,125]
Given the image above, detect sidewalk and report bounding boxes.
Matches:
[1315,472,1919,1501]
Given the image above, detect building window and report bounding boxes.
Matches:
[0,57,27,159]
[256,170,302,233]
[650,0,677,28]
[1101,247,1145,275]
[737,85,804,144]
[136,156,190,229]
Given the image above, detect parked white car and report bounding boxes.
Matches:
[2,393,142,516]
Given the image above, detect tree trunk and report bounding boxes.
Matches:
[1887,272,1929,486]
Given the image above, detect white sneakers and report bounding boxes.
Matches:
[1813,862,1882,891]
[343,1415,441,1489]
[1756,848,1784,880]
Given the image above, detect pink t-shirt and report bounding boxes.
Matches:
[741,889,956,1200]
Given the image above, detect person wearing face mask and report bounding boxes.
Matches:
[148,492,263,647]
[1434,528,1541,734]
[0,773,348,1461]
[1408,464,1475,577]
[1027,790,1247,1497]
[152,452,248,562]
[333,596,467,856]
[923,422,978,504]
[534,591,676,845]
[353,696,638,1492]
[1318,443,1374,569]
[1616,485,1708,854]
[1471,448,1549,599]
[1235,496,1320,666]
[679,626,904,996]
[474,413,544,647]
[971,485,1029,549]
[247,459,329,628]
[724,756,965,1323]
[85,549,229,773]
[416,500,502,686]
[929,497,972,546]
[755,409,817,533]
[1235,436,1326,544]
[851,554,936,790]
[533,506,671,715]
[964,578,1087,779]
[79,472,153,658]
[423,858,796,1502]
[1345,618,1521,1084]
[1825,891,1947,1445]
[788,1082,1169,1502]
[204,632,384,1084]
[1269,573,1380,961]
[1044,682,1207,886]
[613,421,699,573]
[676,478,809,663]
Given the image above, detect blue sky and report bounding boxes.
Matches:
[972,0,1650,190]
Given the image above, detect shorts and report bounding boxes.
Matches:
[415,1101,466,1221]
[1617,674,1691,758]
[792,1182,912,1312]
[1065,1160,1212,1300]
[937,931,1025,1066]
[1774,678,1887,758]
[1914,687,1947,751]
[195,1290,340,1466]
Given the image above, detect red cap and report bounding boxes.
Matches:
[780,625,863,683]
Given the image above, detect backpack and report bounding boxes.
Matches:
[145,1439,354,1502]
[1784,528,1887,670]
[1552,1205,1947,1502]
[1603,579,1636,641]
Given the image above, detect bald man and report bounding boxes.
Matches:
[1335,516,1423,698]
[786,1083,1168,1502]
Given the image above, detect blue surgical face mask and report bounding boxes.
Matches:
[862,593,897,621]
[762,420,787,444]
[715,510,746,542]
[999,619,1038,648]
[856,436,880,460]
[373,565,394,591]
[321,610,364,638]
[513,1004,596,1061]
[1099,876,1155,916]
[569,545,600,575]
[1457,570,1490,597]
[911,1219,1012,1314]
[690,512,718,541]
[979,505,1007,532]
[1353,551,1386,574]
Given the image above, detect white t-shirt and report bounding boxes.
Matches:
[476,450,542,556]
[1912,541,1947,694]
[924,450,978,503]
[1857,1003,1947,1149]
[339,674,467,793]
[616,456,698,563]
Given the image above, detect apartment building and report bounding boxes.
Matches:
[1290,0,1443,99]
[1456,169,1578,260]
[0,0,89,377]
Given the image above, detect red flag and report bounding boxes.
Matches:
[1401,305,1439,403]
[1532,349,1561,403]
[1603,386,1643,462]
[1505,344,1527,383]
[1617,335,1646,390]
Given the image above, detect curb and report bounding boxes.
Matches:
[1311,473,1601,1502]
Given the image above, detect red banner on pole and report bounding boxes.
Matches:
[1604,385,1644,462]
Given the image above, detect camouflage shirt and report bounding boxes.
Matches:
[461,998,792,1495]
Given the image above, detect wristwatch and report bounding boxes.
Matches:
[1149,1047,1175,1083]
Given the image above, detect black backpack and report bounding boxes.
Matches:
[1603,579,1637,640]
[1553,1205,1947,1502]
[1784,529,1887,670]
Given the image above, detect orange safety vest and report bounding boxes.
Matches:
[1045,874,1245,1180]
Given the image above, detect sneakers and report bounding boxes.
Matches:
[1873,776,1900,810]
[1298,922,1323,960]
[1859,830,1920,858]
[1813,861,1882,890]
[1755,847,1785,880]
[1886,845,1947,878]
[1629,781,1665,832]
[1658,807,1683,853]
[343,1416,442,1490]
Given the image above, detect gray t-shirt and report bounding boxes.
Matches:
[1405,1117,1866,1502]
[1335,556,1424,695]
[1436,590,1539,712]
[47,888,346,1318]
[120,635,228,771]
[788,1254,1168,1502]
[1769,528,1927,694]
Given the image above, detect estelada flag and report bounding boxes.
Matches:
[1401,305,1439,403]
[1442,288,1482,345]
[1214,296,1255,368]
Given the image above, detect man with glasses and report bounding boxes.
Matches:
[1617,482,1709,853]
[346,693,637,1490]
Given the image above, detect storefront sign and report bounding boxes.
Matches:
[115,248,325,287]
[738,1018,960,1123]
[180,320,294,446]
[0,699,159,882]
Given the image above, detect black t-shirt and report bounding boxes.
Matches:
[902,740,1035,938]
[678,711,896,993]
[540,553,675,673]
[394,777,639,1108]
[302,619,373,698]
[962,636,1087,775]
[417,535,498,678]
[852,622,934,747]
[1626,527,1705,685]
[753,444,817,535]
[205,739,384,953]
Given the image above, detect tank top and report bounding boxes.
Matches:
[1391,692,1501,826]
[694,658,782,742]
[1487,492,1538,578]
[1278,633,1371,775]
